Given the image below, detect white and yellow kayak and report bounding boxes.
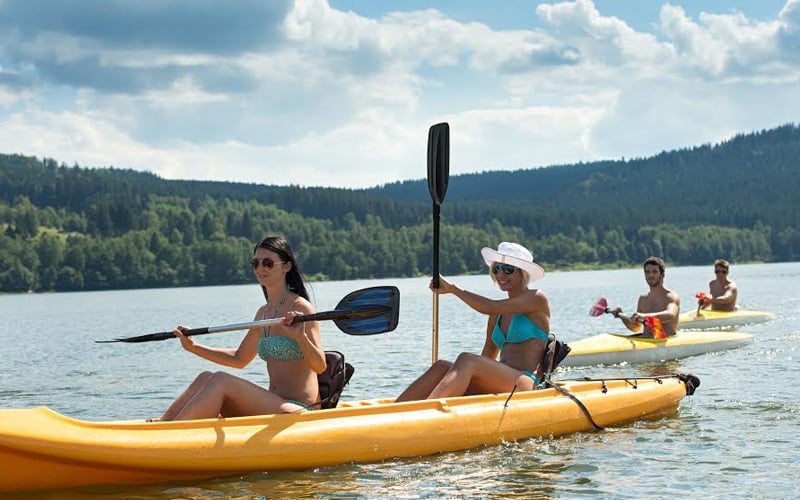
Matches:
[561,330,753,367]
[0,376,694,492]
[678,309,774,330]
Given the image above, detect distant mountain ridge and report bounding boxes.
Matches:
[2,123,797,231]
[365,122,799,238]
[369,123,799,205]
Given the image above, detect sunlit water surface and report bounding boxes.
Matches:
[1,263,799,498]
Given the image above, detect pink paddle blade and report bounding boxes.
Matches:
[589,297,608,317]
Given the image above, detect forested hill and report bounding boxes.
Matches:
[368,123,800,232]
[1,123,798,293]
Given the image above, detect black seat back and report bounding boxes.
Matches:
[318,350,355,409]
[540,333,571,386]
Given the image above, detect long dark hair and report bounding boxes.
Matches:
[254,236,310,302]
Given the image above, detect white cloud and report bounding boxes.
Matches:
[0,0,798,188]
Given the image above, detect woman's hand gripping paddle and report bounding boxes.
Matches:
[589,297,666,338]
[97,286,400,343]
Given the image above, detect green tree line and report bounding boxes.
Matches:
[1,123,798,293]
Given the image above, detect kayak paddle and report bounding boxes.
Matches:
[96,286,400,343]
[695,292,712,317]
[589,297,666,338]
[427,122,449,365]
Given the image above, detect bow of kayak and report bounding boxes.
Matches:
[561,330,753,367]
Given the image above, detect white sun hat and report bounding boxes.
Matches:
[480,242,545,283]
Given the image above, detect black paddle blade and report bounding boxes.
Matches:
[330,285,400,335]
[95,330,191,343]
[427,122,450,205]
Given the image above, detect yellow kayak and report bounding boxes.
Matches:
[561,330,753,367]
[678,309,775,330]
[0,376,694,492]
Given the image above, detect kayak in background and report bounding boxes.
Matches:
[561,330,753,367]
[0,376,697,492]
[678,309,775,330]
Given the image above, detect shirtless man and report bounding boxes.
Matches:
[611,256,681,337]
[699,259,738,312]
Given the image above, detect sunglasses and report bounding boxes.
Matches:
[492,263,518,275]
[715,269,728,274]
[251,257,281,269]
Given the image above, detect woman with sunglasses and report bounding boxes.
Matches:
[698,259,738,311]
[396,242,550,402]
[160,236,327,420]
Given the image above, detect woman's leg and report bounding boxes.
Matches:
[427,353,535,399]
[395,360,453,402]
[161,371,213,421]
[168,372,301,420]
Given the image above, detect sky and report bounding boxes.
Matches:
[0,0,798,189]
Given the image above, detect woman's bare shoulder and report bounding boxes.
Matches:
[289,294,315,314]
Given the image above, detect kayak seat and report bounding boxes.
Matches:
[539,333,571,387]
[678,373,701,396]
[317,350,355,409]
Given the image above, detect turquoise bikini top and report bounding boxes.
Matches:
[491,313,548,350]
[256,291,303,362]
[258,335,304,362]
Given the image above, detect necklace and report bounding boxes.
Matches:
[264,288,290,337]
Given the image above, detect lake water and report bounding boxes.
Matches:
[1,263,799,498]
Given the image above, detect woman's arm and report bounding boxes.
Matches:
[433,276,542,315]
[174,311,263,369]
[281,305,327,374]
[480,314,500,359]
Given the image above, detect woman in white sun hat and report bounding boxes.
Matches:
[396,242,550,402]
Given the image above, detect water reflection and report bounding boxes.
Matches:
[2,263,799,498]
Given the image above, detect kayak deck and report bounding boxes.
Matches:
[561,330,753,367]
[0,376,692,492]
[678,309,774,330]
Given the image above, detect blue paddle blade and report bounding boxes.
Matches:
[332,286,400,335]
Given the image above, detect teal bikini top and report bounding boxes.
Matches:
[256,290,303,362]
[258,335,304,362]
[491,313,548,350]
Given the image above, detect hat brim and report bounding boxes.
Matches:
[481,247,545,283]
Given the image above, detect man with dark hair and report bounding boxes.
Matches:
[699,259,738,311]
[611,256,681,337]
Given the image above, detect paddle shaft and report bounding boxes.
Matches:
[101,314,313,343]
[608,310,646,325]
[427,122,449,365]
[96,285,400,343]
[610,310,668,339]
[594,304,649,325]
[182,307,386,338]
[432,202,441,363]
[591,298,665,338]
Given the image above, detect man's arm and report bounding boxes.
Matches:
[711,282,737,307]
[611,302,644,333]
[640,292,680,335]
